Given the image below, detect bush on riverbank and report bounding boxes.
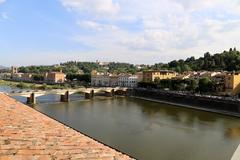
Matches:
[16,82,29,89]
[138,79,198,92]
[0,80,72,90]
[138,78,213,93]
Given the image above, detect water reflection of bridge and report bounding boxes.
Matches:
[7,87,128,104]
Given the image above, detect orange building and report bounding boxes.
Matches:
[44,71,66,84]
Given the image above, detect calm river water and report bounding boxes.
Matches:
[36,96,240,160]
[1,86,240,160]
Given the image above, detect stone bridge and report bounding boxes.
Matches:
[6,87,128,104]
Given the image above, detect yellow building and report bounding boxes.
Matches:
[143,70,177,82]
[91,70,98,76]
[225,72,240,96]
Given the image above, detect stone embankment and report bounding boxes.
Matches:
[130,88,240,117]
[0,93,133,160]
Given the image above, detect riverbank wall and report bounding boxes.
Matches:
[130,88,240,117]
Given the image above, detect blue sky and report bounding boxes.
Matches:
[0,0,240,66]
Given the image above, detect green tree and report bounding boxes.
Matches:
[182,64,191,72]
[186,79,197,91]
[198,77,213,93]
[16,82,28,89]
[32,74,44,81]
[66,74,91,83]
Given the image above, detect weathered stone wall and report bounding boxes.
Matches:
[131,88,240,116]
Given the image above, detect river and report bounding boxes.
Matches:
[1,86,240,160]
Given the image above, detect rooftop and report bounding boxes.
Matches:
[143,70,176,73]
[0,93,133,160]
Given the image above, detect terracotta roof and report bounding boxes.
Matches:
[0,93,134,160]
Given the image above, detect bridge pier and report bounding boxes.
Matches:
[106,89,115,97]
[27,93,36,105]
[115,90,127,96]
[85,90,94,99]
[60,91,69,102]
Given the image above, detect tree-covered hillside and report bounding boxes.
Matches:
[17,48,240,74]
[153,47,240,72]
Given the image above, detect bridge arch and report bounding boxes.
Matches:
[7,87,129,104]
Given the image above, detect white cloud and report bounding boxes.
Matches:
[78,20,118,31]
[0,1,8,20]
[61,0,120,16]
[0,0,5,4]
[61,0,240,63]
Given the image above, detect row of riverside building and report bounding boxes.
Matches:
[7,66,240,96]
[91,69,240,96]
[174,71,240,96]
[91,70,143,88]
[10,66,66,84]
[91,70,176,88]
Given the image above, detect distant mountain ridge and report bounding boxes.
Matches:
[0,65,9,69]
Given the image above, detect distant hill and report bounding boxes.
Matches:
[0,65,9,70]
[152,47,240,73]
[17,48,240,74]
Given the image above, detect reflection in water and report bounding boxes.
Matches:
[226,127,240,138]
[132,98,217,121]
[133,98,240,139]
[9,93,240,160]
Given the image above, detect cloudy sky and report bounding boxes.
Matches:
[0,0,240,66]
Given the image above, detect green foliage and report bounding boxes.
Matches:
[140,79,197,92]
[32,74,44,81]
[198,77,213,93]
[63,65,80,74]
[30,83,48,90]
[108,62,137,74]
[41,83,48,90]
[186,79,197,91]
[152,47,240,72]
[30,83,36,89]
[18,66,54,74]
[61,61,98,74]
[16,82,29,89]
[19,61,140,75]
[66,74,91,83]
[17,48,240,75]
